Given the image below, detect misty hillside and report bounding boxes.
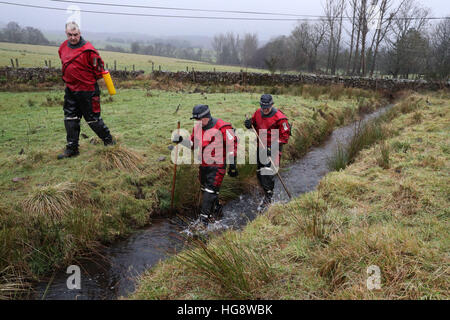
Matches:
[44,29,214,49]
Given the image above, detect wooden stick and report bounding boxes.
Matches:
[171,121,181,212]
[246,115,292,199]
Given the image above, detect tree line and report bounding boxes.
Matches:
[127,41,214,63]
[0,22,50,45]
[213,0,449,80]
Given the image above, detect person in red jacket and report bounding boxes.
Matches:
[173,105,238,225]
[245,94,290,209]
[57,21,114,159]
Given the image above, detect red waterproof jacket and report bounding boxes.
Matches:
[251,108,290,147]
[190,119,237,167]
[58,39,105,91]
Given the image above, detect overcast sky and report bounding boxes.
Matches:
[0,0,448,40]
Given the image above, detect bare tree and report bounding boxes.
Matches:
[324,0,347,75]
[241,33,258,68]
[346,0,359,74]
[289,22,311,71]
[309,20,328,72]
[427,18,450,80]
[383,0,431,78]
[212,33,241,65]
[367,0,404,76]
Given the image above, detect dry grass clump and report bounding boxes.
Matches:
[329,85,345,100]
[391,182,421,216]
[178,234,275,299]
[96,145,143,172]
[22,182,82,221]
[397,95,423,114]
[0,266,31,300]
[311,226,432,299]
[412,111,423,124]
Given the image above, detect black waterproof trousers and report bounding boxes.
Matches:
[199,165,226,220]
[256,146,281,200]
[63,83,113,150]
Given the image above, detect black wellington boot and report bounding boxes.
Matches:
[57,146,79,160]
[199,191,217,226]
[59,119,80,159]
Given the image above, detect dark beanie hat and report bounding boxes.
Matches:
[190,104,211,119]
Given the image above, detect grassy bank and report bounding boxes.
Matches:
[0,84,386,298]
[131,91,449,300]
[0,42,266,73]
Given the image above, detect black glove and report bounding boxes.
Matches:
[172,134,183,144]
[228,164,238,177]
[244,119,252,129]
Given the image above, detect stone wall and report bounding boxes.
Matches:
[0,67,145,83]
[1,67,448,91]
[152,71,449,92]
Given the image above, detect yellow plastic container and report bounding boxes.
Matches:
[102,71,116,96]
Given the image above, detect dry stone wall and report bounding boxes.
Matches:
[0,67,144,84]
[1,67,448,91]
[152,71,449,91]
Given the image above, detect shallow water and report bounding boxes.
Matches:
[33,105,391,300]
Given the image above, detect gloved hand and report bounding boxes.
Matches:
[228,164,239,177]
[244,119,252,129]
[172,134,183,144]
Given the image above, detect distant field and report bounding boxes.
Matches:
[0,42,267,73]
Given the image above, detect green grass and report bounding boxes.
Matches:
[131,91,449,300]
[0,42,267,73]
[0,84,384,298]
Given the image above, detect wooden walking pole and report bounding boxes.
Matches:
[246,115,292,199]
[171,121,181,212]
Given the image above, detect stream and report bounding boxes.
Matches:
[33,105,391,300]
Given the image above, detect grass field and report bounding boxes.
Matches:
[0,83,386,298]
[0,42,267,73]
[131,91,449,300]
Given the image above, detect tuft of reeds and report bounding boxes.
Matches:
[328,119,391,171]
[376,142,390,169]
[327,142,349,171]
[178,235,274,299]
[97,145,143,172]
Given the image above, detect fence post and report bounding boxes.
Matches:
[133,64,135,71]
[114,60,117,71]
[15,58,19,68]
[125,66,127,72]
[159,65,161,71]
[10,59,15,68]
[186,66,189,72]
[106,63,109,70]
[192,67,196,83]
[152,62,154,72]
[44,60,48,67]
[49,60,51,68]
